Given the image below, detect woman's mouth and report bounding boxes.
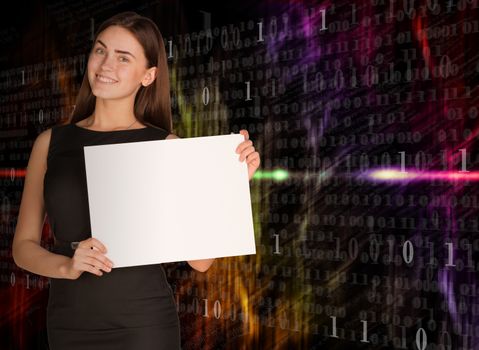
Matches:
[96,74,118,84]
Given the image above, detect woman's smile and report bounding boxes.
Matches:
[95,74,118,84]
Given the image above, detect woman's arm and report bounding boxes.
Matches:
[12,129,72,279]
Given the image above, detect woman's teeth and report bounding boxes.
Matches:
[96,74,117,83]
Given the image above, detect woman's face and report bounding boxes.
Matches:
[87,25,156,100]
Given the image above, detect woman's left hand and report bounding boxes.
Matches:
[236,129,261,181]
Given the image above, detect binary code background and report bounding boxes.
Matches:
[1,0,479,349]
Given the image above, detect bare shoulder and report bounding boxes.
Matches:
[31,128,52,163]
[166,133,180,139]
[35,128,52,148]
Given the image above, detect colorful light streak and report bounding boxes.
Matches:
[366,168,479,182]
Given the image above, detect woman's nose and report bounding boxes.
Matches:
[100,54,115,71]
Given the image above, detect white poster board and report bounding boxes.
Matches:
[83,134,256,268]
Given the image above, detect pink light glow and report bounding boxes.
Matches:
[367,168,479,181]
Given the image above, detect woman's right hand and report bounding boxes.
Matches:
[65,237,114,280]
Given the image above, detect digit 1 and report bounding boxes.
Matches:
[319,8,327,31]
[257,21,264,42]
[26,274,30,289]
[273,234,280,254]
[459,148,468,172]
[271,79,276,97]
[245,81,252,101]
[167,40,173,59]
[351,4,357,25]
[399,151,406,172]
[330,316,338,338]
[445,242,456,267]
[21,70,24,85]
[360,320,370,342]
[203,298,209,317]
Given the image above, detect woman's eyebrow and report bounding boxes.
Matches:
[96,39,136,59]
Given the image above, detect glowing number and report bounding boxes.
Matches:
[399,151,406,172]
[202,298,208,317]
[319,8,327,31]
[445,242,456,267]
[257,21,264,42]
[202,87,210,105]
[213,300,222,319]
[330,316,338,338]
[273,234,280,254]
[416,328,427,350]
[351,4,357,25]
[360,320,370,343]
[167,40,173,59]
[245,81,252,101]
[402,240,414,264]
[459,148,468,172]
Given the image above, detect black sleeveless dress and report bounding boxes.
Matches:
[43,123,181,350]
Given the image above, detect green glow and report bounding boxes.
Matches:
[253,169,289,181]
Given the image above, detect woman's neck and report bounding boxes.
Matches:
[89,96,137,128]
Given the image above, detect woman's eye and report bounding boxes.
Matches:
[119,56,129,62]
[95,48,104,54]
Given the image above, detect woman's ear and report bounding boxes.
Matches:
[142,67,157,87]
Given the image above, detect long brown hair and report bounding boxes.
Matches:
[69,11,172,132]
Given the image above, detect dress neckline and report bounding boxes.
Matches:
[72,123,150,133]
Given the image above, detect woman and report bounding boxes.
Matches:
[12,11,260,350]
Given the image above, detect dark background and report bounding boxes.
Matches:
[1,0,479,349]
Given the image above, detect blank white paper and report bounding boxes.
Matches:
[83,134,256,268]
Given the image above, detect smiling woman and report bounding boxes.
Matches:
[12,9,260,350]
[12,11,182,350]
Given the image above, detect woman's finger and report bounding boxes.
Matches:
[89,237,108,253]
[85,249,114,267]
[239,129,249,141]
[236,140,253,154]
[240,146,255,161]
